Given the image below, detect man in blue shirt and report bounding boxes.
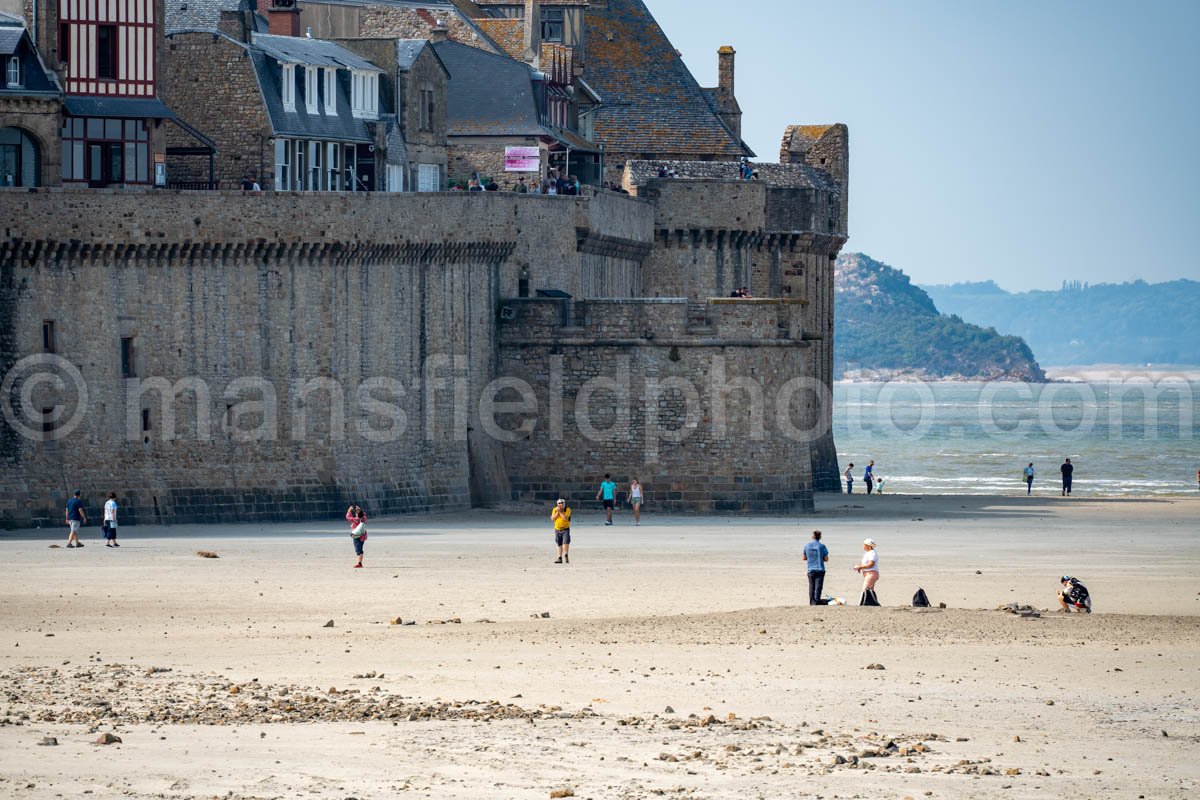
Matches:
[864,461,875,495]
[803,530,829,605]
[64,490,87,548]
[596,473,617,526]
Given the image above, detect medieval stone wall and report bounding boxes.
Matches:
[495,297,818,512]
[0,188,652,527]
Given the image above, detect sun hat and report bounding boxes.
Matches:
[863,538,876,547]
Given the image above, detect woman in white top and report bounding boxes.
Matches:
[103,492,119,547]
[853,537,879,605]
[627,479,644,526]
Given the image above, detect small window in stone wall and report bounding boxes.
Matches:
[141,408,151,432]
[42,320,56,353]
[120,336,135,378]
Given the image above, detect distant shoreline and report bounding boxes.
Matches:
[837,364,1200,383]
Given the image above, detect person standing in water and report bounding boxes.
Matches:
[346,505,367,569]
[844,464,854,495]
[1024,462,1035,495]
[864,461,875,495]
[1060,458,1074,496]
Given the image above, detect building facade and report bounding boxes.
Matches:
[0,13,61,186]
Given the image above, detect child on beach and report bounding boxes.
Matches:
[102,493,119,547]
[346,505,367,569]
[1058,575,1091,613]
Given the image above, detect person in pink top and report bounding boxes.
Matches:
[346,505,368,569]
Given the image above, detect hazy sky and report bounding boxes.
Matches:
[653,0,1200,290]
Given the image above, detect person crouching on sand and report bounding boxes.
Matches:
[1058,575,1091,613]
[854,538,880,605]
[551,498,571,564]
[346,505,367,569]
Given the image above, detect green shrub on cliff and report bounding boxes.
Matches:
[835,253,1046,381]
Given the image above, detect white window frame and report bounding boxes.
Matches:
[281,64,296,112]
[309,139,322,190]
[417,163,439,193]
[274,138,289,190]
[324,68,337,115]
[326,142,339,190]
[386,163,403,193]
[351,70,379,120]
[6,56,21,88]
[305,66,319,115]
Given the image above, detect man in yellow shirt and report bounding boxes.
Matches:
[551,498,571,564]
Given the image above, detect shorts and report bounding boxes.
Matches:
[555,529,571,546]
[68,520,80,533]
[631,497,642,506]
[353,536,365,556]
[102,522,117,539]
[602,499,614,509]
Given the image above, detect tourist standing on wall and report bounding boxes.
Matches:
[864,461,875,495]
[102,493,119,547]
[854,538,880,605]
[1060,458,1074,496]
[627,479,644,526]
[844,464,854,494]
[804,530,829,605]
[597,474,617,526]
[1024,462,1035,495]
[346,505,368,569]
[64,490,86,548]
[551,499,571,564]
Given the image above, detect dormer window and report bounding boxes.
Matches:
[324,68,336,115]
[351,70,378,119]
[281,63,296,111]
[305,66,318,114]
[6,56,22,88]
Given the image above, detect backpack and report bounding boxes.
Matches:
[912,588,931,607]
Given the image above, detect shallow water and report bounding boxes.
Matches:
[834,381,1199,496]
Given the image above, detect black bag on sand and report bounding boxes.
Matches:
[912,588,930,607]
[860,588,880,606]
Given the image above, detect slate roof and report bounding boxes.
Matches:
[0,20,61,96]
[166,0,240,32]
[584,0,751,157]
[474,17,521,59]
[0,25,24,54]
[249,44,377,143]
[65,97,176,118]
[396,38,447,74]
[253,32,382,71]
[431,38,545,137]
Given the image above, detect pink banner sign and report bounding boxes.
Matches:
[504,146,541,172]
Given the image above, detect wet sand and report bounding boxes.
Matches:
[0,494,1197,798]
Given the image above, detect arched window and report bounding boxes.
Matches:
[0,127,40,187]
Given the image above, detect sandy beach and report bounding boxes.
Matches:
[1,493,1197,799]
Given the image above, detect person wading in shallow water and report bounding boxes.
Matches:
[1060,458,1074,496]
[844,464,855,495]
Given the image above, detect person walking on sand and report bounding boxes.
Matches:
[346,505,368,569]
[1024,462,1035,495]
[1060,458,1074,496]
[551,498,571,563]
[102,492,119,547]
[864,461,875,495]
[65,490,86,548]
[844,464,854,495]
[803,530,830,605]
[627,478,644,526]
[597,473,617,526]
[854,538,880,606]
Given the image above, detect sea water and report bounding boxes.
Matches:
[833,380,1199,496]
